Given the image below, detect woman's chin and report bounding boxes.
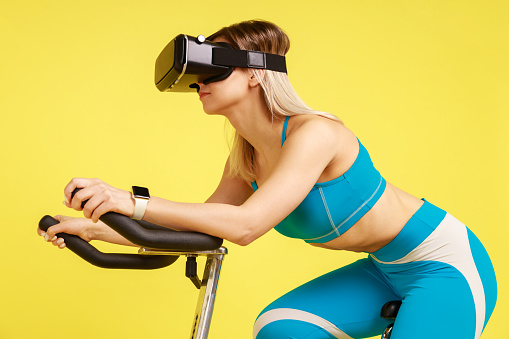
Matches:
[201,104,225,116]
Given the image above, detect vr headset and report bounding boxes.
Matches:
[154,34,287,92]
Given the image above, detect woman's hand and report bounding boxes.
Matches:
[37,215,97,249]
[64,178,135,222]
[37,214,138,248]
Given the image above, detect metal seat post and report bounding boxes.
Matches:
[139,246,228,339]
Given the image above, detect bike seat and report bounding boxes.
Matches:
[381,300,402,319]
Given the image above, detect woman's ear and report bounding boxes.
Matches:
[248,69,265,88]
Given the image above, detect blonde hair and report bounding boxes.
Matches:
[209,20,342,182]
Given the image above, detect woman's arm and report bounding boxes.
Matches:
[38,215,138,249]
[145,157,255,232]
[40,158,253,247]
[142,119,338,245]
[61,119,338,246]
[205,157,254,205]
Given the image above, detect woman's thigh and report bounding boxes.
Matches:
[253,258,400,339]
[386,228,497,339]
[373,219,497,339]
[390,266,476,339]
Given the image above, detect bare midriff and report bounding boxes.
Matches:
[310,182,424,253]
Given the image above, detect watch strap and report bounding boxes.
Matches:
[131,186,150,220]
[132,197,148,220]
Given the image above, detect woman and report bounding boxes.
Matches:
[38,20,497,339]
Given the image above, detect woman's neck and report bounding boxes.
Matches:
[226,102,285,161]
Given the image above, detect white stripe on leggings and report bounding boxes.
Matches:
[370,213,486,339]
[252,308,353,339]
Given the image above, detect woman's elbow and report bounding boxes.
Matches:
[229,220,263,246]
[230,228,258,246]
[233,237,252,247]
[227,207,269,246]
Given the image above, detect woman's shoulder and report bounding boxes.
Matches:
[286,114,354,144]
[285,114,359,173]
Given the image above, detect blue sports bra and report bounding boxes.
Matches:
[251,116,387,243]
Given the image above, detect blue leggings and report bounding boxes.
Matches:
[253,201,497,339]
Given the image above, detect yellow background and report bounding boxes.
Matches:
[1,1,507,338]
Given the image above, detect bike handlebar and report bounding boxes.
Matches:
[38,188,223,270]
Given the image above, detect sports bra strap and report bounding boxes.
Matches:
[281,116,290,147]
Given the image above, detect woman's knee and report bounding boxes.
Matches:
[253,308,354,339]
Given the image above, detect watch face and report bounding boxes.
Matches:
[132,186,150,199]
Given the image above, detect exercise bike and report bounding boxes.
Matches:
[39,189,226,339]
[40,190,403,339]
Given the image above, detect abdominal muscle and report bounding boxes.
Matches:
[310,182,424,253]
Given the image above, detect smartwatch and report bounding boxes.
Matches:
[131,186,150,220]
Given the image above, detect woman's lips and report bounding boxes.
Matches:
[199,92,211,99]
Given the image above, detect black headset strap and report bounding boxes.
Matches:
[212,48,287,73]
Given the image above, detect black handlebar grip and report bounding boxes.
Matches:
[100,212,223,251]
[39,215,178,269]
[39,188,223,270]
[70,188,223,251]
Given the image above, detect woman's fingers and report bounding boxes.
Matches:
[90,201,112,223]
[64,178,102,210]
[44,215,85,240]
[70,185,96,211]
[64,177,135,221]
[42,230,59,242]
[39,215,94,249]
[39,232,57,242]
[63,177,86,206]
[38,231,66,249]
[52,237,66,249]
[73,186,110,221]
[43,218,67,239]
[81,193,103,220]
[39,214,133,247]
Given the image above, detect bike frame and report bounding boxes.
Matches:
[139,247,228,339]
